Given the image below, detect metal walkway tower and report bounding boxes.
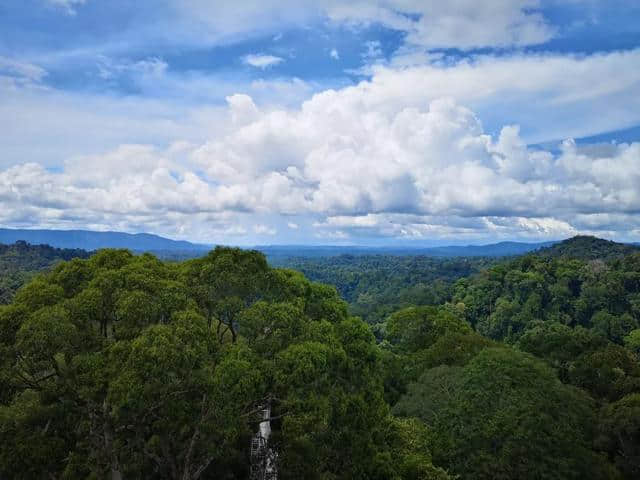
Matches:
[249,402,278,480]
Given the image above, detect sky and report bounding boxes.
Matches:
[1,0,639,246]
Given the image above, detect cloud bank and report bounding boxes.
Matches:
[1,88,638,242]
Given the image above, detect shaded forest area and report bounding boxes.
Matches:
[0,236,639,479]
[273,255,495,327]
[0,241,91,304]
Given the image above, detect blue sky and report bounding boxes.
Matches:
[1,0,639,245]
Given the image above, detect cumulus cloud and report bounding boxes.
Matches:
[330,48,340,60]
[0,144,254,242]
[0,67,322,169]
[243,54,284,69]
[2,88,638,242]
[350,49,640,142]
[1,31,639,244]
[189,91,639,223]
[4,47,638,170]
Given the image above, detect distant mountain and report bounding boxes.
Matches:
[0,228,210,253]
[257,240,556,260]
[6,228,636,261]
[421,241,557,257]
[536,235,640,260]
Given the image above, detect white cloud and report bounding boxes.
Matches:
[362,41,382,59]
[243,54,284,69]
[96,56,168,80]
[46,0,86,15]
[287,222,299,229]
[0,57,47,82]
[0,64,323,169]
[254,224,277,235]
[2,32,640,243]
[315,229,350,240]
[0,144,256,242]
[312,214,578,242]
[6,45,638,172]
[170,0,554,51]
[340,49,640,143]
[0,57,48,90]
[328,0,554,50]
[4,86,637,242]
[330,48,340,60]
[187,88,640,240]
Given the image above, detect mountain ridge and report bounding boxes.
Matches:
[2,228,638,259]
[0,228,210,252]
[256,240,557,259]
[535,235,640,260]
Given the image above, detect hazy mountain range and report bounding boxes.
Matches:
[0,228,560,258]
[2,228,638,259]
[0,228,209,253]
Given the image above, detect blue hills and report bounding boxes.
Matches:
[0,228,210,253]
[1,228,636,259]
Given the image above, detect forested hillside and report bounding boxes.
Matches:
[274,255,494,326]
[537,235,639,260]
[430,238,640,478]
[453,241,640,345]
[0,241,91,304]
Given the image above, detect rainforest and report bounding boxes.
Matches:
[1,237,639,479]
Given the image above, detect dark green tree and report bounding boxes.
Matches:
[394,347,618,480]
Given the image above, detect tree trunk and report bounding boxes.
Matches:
[103,400,122,480]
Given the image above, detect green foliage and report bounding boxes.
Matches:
[0,247,442,479]
[624,329,640,355]
[378,417,451,480]
[454,253,640,339]
[395,347,617,480]
[538,235,639,261]
[274,254,493,325]
[453,251,640,402]
[598,394,640,478]
[592,311,639,344]
[3,236,640,479]
[381,305,489,406]
[568,344,640,402]
[386,305,472,353]
[0,241,91,305]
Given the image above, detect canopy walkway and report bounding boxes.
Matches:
[249,402,278,480]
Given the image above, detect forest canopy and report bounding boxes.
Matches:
[0,247,447,480]
[0,241,91,304]
[1,236,639,479]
